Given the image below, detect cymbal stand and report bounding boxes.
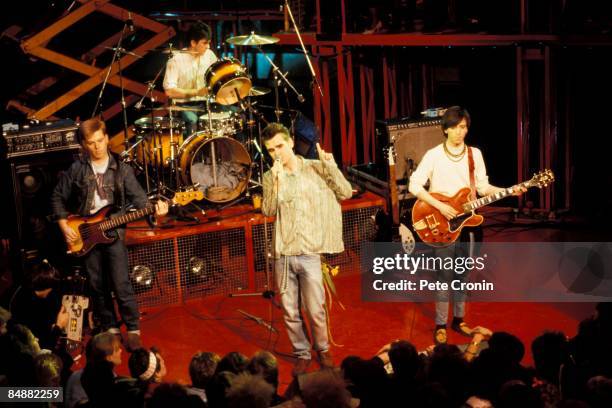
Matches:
[256,47,305,115]
[131,51,169,194]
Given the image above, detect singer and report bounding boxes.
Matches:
[261,123,352,376]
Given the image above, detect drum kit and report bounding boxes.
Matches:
[119,32,289,208]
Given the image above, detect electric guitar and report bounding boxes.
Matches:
[64,190,203,257]
[374,145,416,253]
[411,169,554,246]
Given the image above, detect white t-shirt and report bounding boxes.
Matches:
[90,157,110,214]
[408,143,491,197]
[163,49,217,103]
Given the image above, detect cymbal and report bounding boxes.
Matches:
[226,32,280,46]
[249,86,271,96]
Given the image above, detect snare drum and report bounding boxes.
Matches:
[198,111,243,136]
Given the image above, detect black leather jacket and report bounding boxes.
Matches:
[50,153,149,236]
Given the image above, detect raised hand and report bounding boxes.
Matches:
[316,143,335,163]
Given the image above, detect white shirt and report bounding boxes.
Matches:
[408,143,491,197]
[90,157,110,214]
[163,49,217,103]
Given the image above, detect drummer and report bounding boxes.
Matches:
[163,21,218,136]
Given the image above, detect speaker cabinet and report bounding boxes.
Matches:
[8,149,80,265]
[376,118,445,181]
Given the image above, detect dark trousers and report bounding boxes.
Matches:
[83,239,139,331]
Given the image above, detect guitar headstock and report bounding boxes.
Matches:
[383,145,396,166]
[173,189,204,206]
[529,169,555,188]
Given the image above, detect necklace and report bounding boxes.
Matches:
[443,142,466,162]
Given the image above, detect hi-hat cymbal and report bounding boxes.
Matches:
[226,32,280,46]
[249,86,271,96]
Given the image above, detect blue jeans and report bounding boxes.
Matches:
[83,239,140,331]
[434,231,476,326]
[275,255,329,360]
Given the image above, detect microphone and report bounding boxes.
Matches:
[134,101,143,110]
[297,94,305,103]
[126,12,134,33]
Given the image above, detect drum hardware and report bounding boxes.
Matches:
[225,31,280,46]
[103,46,143,59]
[256,46,304,121]
[249,86,271,97]
[155,105,208,113]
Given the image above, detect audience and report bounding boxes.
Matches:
[1,280,611,408]
[188,351,221,404]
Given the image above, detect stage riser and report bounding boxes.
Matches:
[127,204,382,309]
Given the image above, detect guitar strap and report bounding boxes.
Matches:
[467,146,476,200]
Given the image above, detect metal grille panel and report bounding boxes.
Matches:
[127,238,177,309]
[177,228,249,300]
[325,206,381,272]
[127,203,383,308]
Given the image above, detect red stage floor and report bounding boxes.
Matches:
[107,275,594,392]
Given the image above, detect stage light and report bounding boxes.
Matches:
[130,265,153,290]
[187,256,208,280]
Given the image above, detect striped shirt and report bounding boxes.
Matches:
[262,156,353,258]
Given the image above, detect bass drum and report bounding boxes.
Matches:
[178,134,251,203]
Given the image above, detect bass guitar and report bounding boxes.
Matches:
[411,169,554,246]
[65,190,203,256]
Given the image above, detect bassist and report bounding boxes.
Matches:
[407,106,525,346]
[50,118,168,351]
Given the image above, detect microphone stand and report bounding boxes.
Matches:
[228,94,280,345]
[92,18,132,150]
[284,0,324,98]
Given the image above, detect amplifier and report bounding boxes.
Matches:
[2,119,80,159]
[375,116,445,182]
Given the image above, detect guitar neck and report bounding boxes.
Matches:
[463,181,531,212]
[99,206,156,232]
[389,164,400,225]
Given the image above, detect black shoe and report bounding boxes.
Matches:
[451,321,473,337]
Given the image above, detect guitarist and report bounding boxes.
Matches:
[50,118,168,351]
[408,106,525,346]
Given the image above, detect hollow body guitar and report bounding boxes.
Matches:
[65,190,203,257]
[411,169,555,247]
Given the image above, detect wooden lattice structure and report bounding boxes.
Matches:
[15,0,175,142]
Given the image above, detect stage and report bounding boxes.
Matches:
[73,193,596,391]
